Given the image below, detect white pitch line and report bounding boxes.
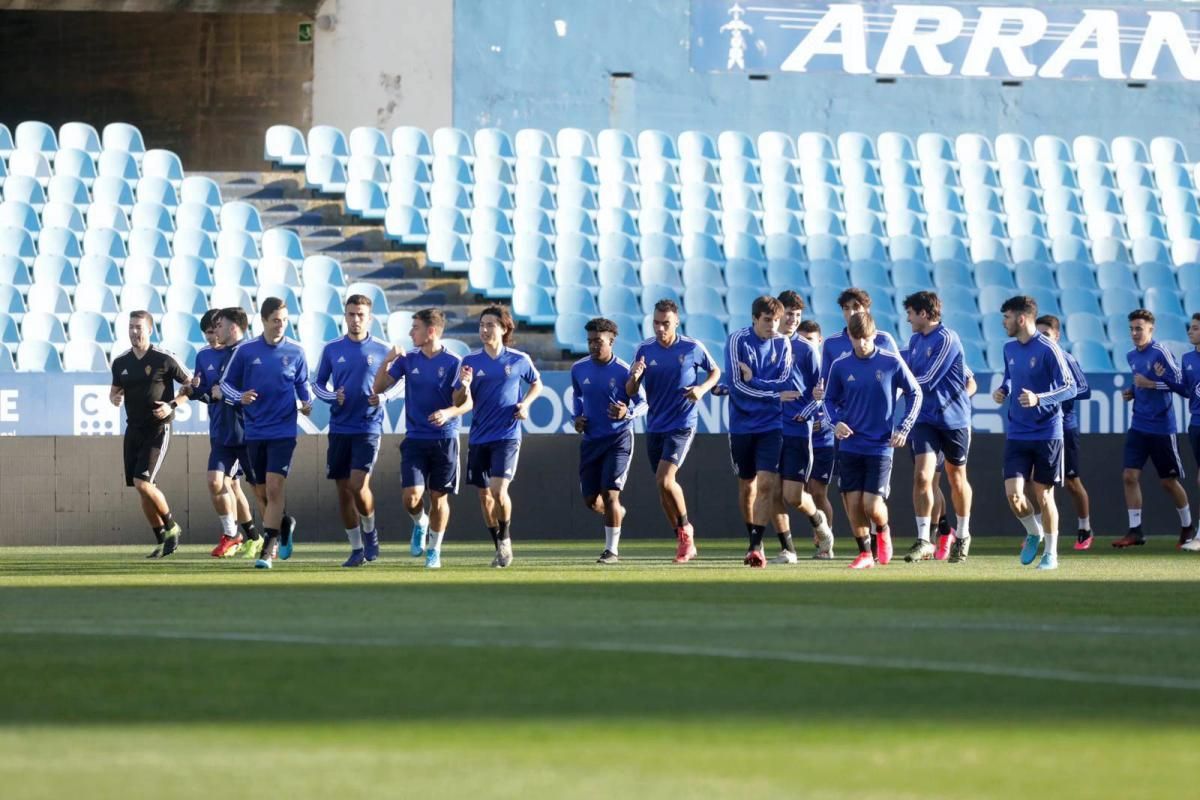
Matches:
[3,625,1199,692]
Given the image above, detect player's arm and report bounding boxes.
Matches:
[623,376,648,419]
[1068,357,1091,401]
[571,367,587,432]
[218,345,250,404]
[911,330,959,388]
[513,358,543,421]
[109,361,124,406]
[451,358,472,406]
[166,356,193,405]
[892,360,923,445]
[992,350,1011,403]
[1033,344,1076,406]
[686,344,722,401]
[742,338,794,394]
[625,345,646,397]
[793,342,823,420]
[293,353,313,414]
[430,360,474,426]
[311,345,340,404]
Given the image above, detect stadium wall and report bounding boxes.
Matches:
[451,0,1200,154]
[0,434,1186,546]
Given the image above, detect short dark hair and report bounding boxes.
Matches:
[798,320,821,335]
[1192,313,1200,324]
[751,295,784,319]
[413,308,445,330]
[1000,295,1038,316]
[847,311,876,339]
[585,317,619,336]
[200,309,219,332]
[837,288,872,309]
[345,293,373,309]
[1128,308,1155,325]
[128,310,154,326]
[653,298,680,316]
[777,290,806,311]
[260,296,286,320]
[1036,314,1061,334]
[903,291,941,322]
[480,305,516,346]
[216,307,249,331]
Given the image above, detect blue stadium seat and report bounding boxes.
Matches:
[0,284,26,322]
[86,203,130,237]
[638,207,679,239]
[638,130,678,162]
[53,148,97,188]
[300,284,345,317]
[0,255,32,292]
[932,259,972,289]
[208,285,254,315]
[766,259,806,292]
[929,236,969,265]
[556,156,597,187]
[849,259,889,289]
[1101,287,1141,316]
[892,260,931,287]
[556,128,596,161]
[128,228,172,264]
[130,203,174,237]
[1132,238,1171,267]
[684,286,727,320]
[938,285,979,314]
[209,256,254,290]
[160,311,204,345]
[257,256,301,287]
[596,258,636,289]
[685,313,727,344]
[0,199,39,234]
[808,259,850,288]
[8,151,51,188]
[762,208,802,237]
[811,285,845,316]
[32,254,77,293]
[554,312,591,353]
[557,258,599,289]
[978,286,1017,318]
[469,257,514,299]
[724,259,766,290]
[763,235,803,264]
[24,283,73,323]
[384,205,429,245]
[296,311,340,346]
[943,311,982,345]
[42,227,84,264]
[22,310,68,348]
[1073,340,1115,372]
[1055,261,1099,292]
[343,282,388,316]
[1145,288,1185,317]
[973,261,1014,289]
[217,230,260,262]
[758,131,797,162]
[16,339,64,372]
[1026,287,1062,317]
[72,283,118,322]
[1065,312,1108,344]
[264,124,308,167]
[67,309,114,349]
[297,256,343,289]
[60,122,101,158]
[165,284,209,316]
[346,180,387,220]
[123,254,169,289]
[1137,262,1177,292]
[725,285,766,319]
[597,286,638,318]
[425,230,468,271]
[392,126,433,163]
[559,285,601,317]
[1093,238,1131,265]
[641,284,682,316]
[804,234,843,264]
[1015,261,1056,290]
[642,259,684,291]
[305,155,348,193]
[15,120,57,157]
[1051,235,1092,267]
[4,175,46,213]
[1060,291,1103,317]
[1096,262,1137,291]
[960,339,988,373]
[846,234,886,264]
[116,283,163,316]
[804,209,845,238]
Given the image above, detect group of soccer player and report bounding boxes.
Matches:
[108,280,1200,571]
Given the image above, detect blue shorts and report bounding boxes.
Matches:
[646,428,695,471]
[400,437,460,493]
[1123,428,1183,479]
[580,429,634,497]
[809,446,836,484]
[1189,425,1200,466]
[467,438,521,488]
[247,437,297,480]
[1003,438,1063,485]
[838,451,893,497]
[729,430,783,480]
[327,432,381,481]
[910,423,969,466]
[208,441,251,482]
[1063,427,1081,480]
[780,435,814,483]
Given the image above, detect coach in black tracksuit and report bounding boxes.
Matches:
[109,310,192,558]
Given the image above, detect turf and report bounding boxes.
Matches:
[1,537,1197,799]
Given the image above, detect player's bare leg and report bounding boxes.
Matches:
[656,460,696,562]
[907,452,937,561]
[486,477,514,567]
[944,461,972,560]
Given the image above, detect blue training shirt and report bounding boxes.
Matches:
[632,335,717,433]
[459,346,541,444]
[570,355,646,440]
[218,335,313,441]
[1167,349,1200,429]
[1000,332,1075,441]
[782,333,822,438]
[820,327,898,420]
[1061,349,1090,432]
[725,326,793,435]
[193,345,244,446]
[824,347,922,456]
[1126,340,1182,435]
[384,346,464,439]
[904,325,970,430]
[311,335,392,436]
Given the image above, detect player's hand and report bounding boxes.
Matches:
[1153,362,1166,377]
[573,416,588,433]
[711,384,729,397]
[212,385,223,401]
[992,387,1008,403]
[812,380,825,402]
[367,393,382,407]
[109,388,124,407]
[681,385,704,402]
[151,401,172,420]
[1133,373,1157,389]
[608,400,628,420]
[1122,387,1135,402]
[890,430,908,448]
[513,403,530,421]
[387,345,404,361]
[834,422,853,439]
[738,361,753,382]
[812,419,822,433]
[428,408,450,427]
[1018,388,1039,408]
[629,356,646,380]
[780,390,802,402]
[241,389,258,405]
[459,364,474,387]
[300,402,312,416]
[190,375,201,388]
[335,386,346,406]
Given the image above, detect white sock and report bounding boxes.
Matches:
[1129,509,1143,528]
[1045,530,1059,557]
[1178,506,1193,527]
[426,529,445,551]
[346,526,363,549]
[219,513,236,537]
[957,515,970,539]
[1078,516,1090,532]
[361,512,376,534]
[915,516,931,543]
[1033,513,1044,536]
[1018,513,1041,538]
[411,510,429,528]
[605,526,621,554]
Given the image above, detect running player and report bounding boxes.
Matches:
[1117,309,1193,548]
[725,295,801,567]
[625,298,720,562]
[1033,316,1094,550]
[1169,313,1200,552]
[901,291,974,563]
[772,290,833,563]
[193,309,259,558]
[992,295,1075,570]
[374,308,472,569]
[110,310,192,558]
[219,296,313,569]
[796,319,837,555]
[571,317,645,564]
[820,311,921,569]
[312,294,392,568]
[455,306,543,568]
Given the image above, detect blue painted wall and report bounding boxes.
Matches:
[453,0,1200,154]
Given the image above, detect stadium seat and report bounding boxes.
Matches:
[764,234,803,263]
[217,230,260,262]
[163,284,207,316]
[808,259,850,289]
[130,202,174,237]
[1073,340,1115,372]
[72,282,119,322]
[160,311,204,345]
[1096,262,1137,291]
[0,227,37,265]
[0,123,11,160]
[384,205,429,245]
[639,259,682,291]
[257,256,301,287]
[806,234,845,263]
[1145,288,1185,317]
[555,257,596,289]
[512,258,554,291]
[762,208,802,237]
[305,155,348,193]
[209,285,255,315]
[140,149,183,190]
[425,230,468,270]
[930,259,972,290]
[1055,261,1100,292]
[255,282,300,316]
[4,175,46,212]
[16,339,64,372]
[594,286,634,318]
[1136,262,1177,293]
[67,309,115,349]
[0,284,26,322]
[512,283,556,326]
[555,157,596,187]
[22,310,68,348]
[342,282,388,316]
[468,257,515,299]
[1101,287,1141,316]
[264,124,308,167]
[54,148,97,188]
[391,126,433,163]
[1050,235,1090,264]
[683,285,727,321]
[101,122,146,163]
[1015,261,1056,290]
[301,283,345,317]
[15,121,57,157]
[31,255,77,296]
[516,128,556,162]
[554,311,591,353]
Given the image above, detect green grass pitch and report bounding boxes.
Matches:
[1,537,1197,799]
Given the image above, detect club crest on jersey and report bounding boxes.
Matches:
[437,366,445,378]
[875,370,884,382]
[144,365,152,376]
[925,346,933,357]
[1029,357,1037,368]
[678,354,686,364]
[282,356,290,367]
[609,377,616,387]
[504,364,512,376]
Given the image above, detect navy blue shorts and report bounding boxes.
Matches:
[580,429,634,497]
[1063,427,1081,480]
[1003,438,1063,485]
[327,432,382,481]
[208,442,251,482]
[780,435,814,483]
[247,437,297,480]
[400,437,459,493]
[646,428,695,471]
[809,446,836,485]
[467,438,521,488]
[910,423,970,466]
[1189,425,1200,466]
[729,430,783,480]
[1123,428,1183,478]
[838,451,893,497]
